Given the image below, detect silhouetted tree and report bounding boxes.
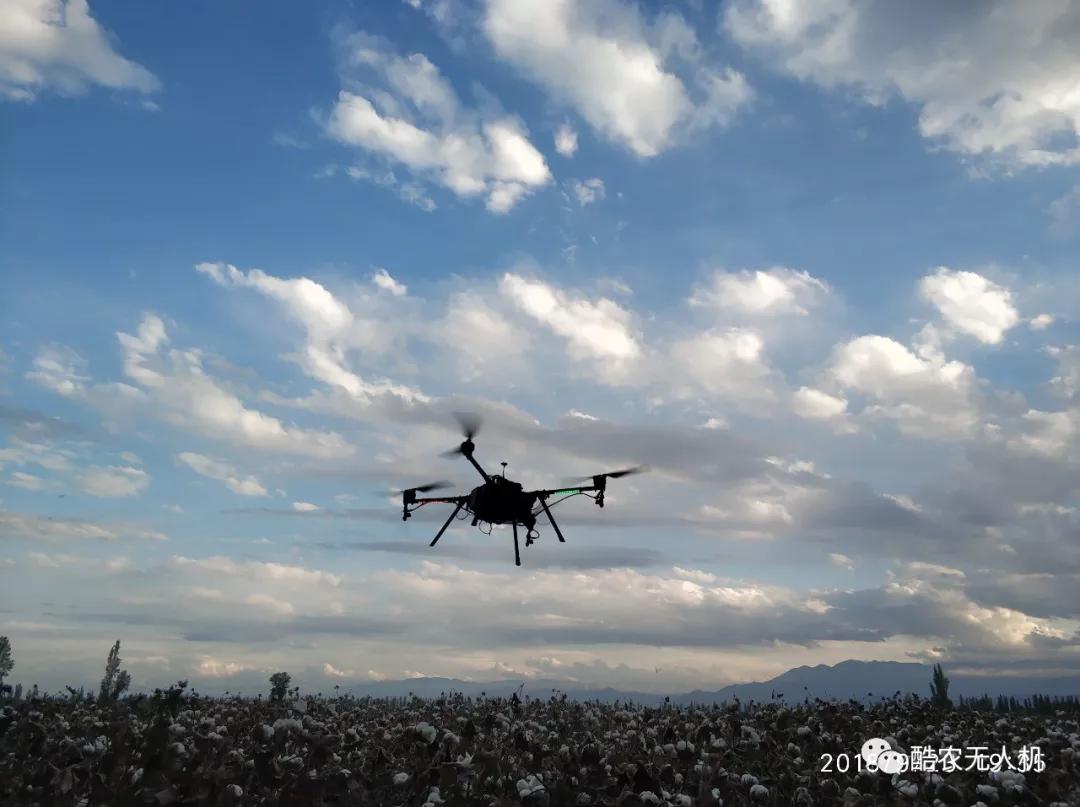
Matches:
[99,640,131,702]
[0,636,13,689]
[269,671,291,703]
[930,663,952,710]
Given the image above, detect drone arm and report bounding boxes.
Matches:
[430,499,466,547]
[412,495,467,505]
[403,494,468,522]
[532,480,606,509]
[537,494,566,543]
[460,446,491,483]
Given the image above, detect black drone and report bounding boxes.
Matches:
[400,413,645,566]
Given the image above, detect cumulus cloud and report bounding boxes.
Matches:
[792,386,848,421]
[7,471,49,491]
[554,122,578,156]
[725,0,1080,168]
[829,334,979,438]
[105,314,353,459]
[77,465,149,497]
[483,0,751,156]
[667,329,776,405]
[326,33,550,213]
[829,552,854,571]
[689,267,828,316]
[918,267,1019,345]
[324,662,353,678]
[1029,314,1054,331]
[499,272,641,364]
[569,177,605,206]
[170,554,342,587]
[197,263,428,407]
[371,268,407,296]
[440,291,532,382]
[25,345,87,396]
[177,452,268,497]
[0,0,160,101]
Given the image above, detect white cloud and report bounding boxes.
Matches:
[1047,345,1080,402]
[291,501,320,512]
[554,122,578,156]
[667,329,775,404]
[324,662,353,678]
[689,267,828,316]
[830,334,979,437]
[792,386,848,420]
[27,551,129,572]
[105,313,352,458]
[177,452,268,497]
[371,267,407,296]
[569,177,605,206]
[0,508,166,542]
[483,0,751,157]
[171,554,342,587]
[829,552,854,571]
[25,345,87,396]
[441,291,532,382]
[326,34,550,213]
[197,657,248,678]
[7,471,48,491]
[1029,313,1054,331]
[725,0,1080,168]
[0,0,160,101]
[197,263,428,406]
[500,272,641,363]
[343,165,438,212]
[1049,184,1080,236]
[245,592,295,616]
[918,267,1019,345]
[77,465,149,498]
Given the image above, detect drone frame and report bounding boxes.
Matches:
[401,473,614,565]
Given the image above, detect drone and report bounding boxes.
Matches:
[400,413,645,566]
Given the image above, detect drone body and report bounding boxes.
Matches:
[400,414,643,566]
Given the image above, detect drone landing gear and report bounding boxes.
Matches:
[512,521,521,567]
[537,494,566,543]
[430,500,465,547]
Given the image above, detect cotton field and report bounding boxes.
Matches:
[1,692,1078,805]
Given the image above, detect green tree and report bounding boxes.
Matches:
[930,663,952,710]
[99,640,131,702]
[0,636,13,688]
[269,671,291,703]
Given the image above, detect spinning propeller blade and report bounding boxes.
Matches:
[442,411,483,456]
[395,480,453,495]
[453,411,483,440]
[564,465,649,483]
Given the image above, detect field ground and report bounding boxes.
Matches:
[1,693,1078,805]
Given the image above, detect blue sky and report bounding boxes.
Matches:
[3,0,1080,694]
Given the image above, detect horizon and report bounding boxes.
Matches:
[3,0,1080,697]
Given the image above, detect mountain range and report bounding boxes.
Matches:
[335,660,1080,705]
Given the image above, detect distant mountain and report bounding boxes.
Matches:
[337,660,1080,705]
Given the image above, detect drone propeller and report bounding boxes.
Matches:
[395,480,453,495]
[441,411,483,456]
[454,411,482,440]
[564,466,649,483]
